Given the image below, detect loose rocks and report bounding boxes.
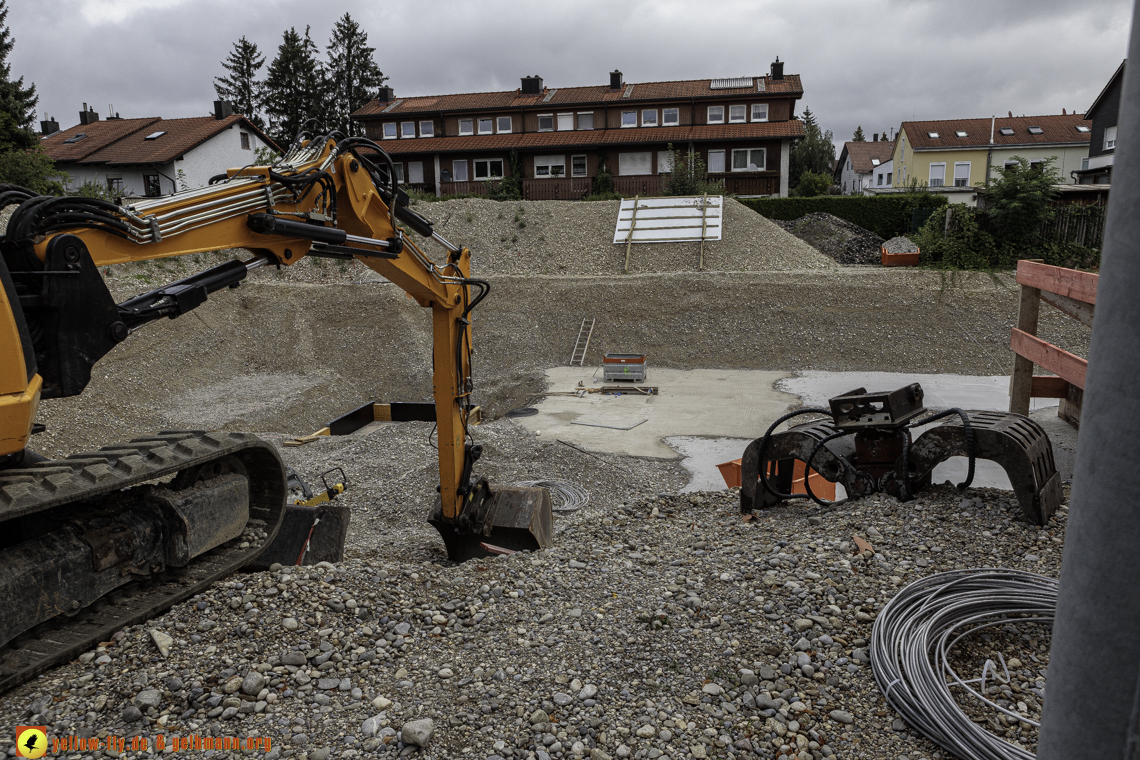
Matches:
[883,235,920,254]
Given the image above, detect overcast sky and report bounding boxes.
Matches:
[10,0,1134,152]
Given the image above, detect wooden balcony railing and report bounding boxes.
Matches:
[521,178,592,200]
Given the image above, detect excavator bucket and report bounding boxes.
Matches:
[428,484,553,562]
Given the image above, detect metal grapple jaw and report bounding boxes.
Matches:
[740,385,1063,526]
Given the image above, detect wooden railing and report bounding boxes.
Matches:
[710,173,779,195]
[1009,259,1097,426]
[612,176,665,197]
[521,178,592,200]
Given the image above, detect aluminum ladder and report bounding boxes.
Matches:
[569,318,596,366]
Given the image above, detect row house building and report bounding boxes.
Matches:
[351,60,805,199]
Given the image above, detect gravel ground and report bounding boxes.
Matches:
[882,237,919,255]
[0,436,1067,760]
[772,215,883,266]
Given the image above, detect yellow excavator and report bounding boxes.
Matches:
[0,129,551,690]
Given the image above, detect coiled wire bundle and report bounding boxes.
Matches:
[870,569,1057,760]
[510,480,590,512]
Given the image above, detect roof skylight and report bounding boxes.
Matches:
[871,158,881,166]
[955,130,967,137]
[927,131,940,138]
[1076,125,1090,133]
[999,127,1015,136]
[63,133,87,144]
[1027,126,1043,135]
[144,131,167,141]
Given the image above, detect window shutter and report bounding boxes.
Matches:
[408,161,424,184]
[618,152,653,176]
[557,113,574,131]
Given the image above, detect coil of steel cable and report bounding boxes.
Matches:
[510,480,590,512]
[870,568,1057,760]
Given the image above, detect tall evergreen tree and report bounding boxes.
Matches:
[214,36,265,129]
[262,26,327,145]
[325,13,386,136]
[852,126,865,142]
[789,108,834,189]
[0,0,37,151]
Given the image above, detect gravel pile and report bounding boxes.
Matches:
[772,214,883,266]
[882,237,919,255]
[0,425,1067,760]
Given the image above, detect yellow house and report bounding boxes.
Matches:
[892,113,1091,197]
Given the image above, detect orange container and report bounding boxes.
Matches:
[881,245,920,266]
[716,458,836,500]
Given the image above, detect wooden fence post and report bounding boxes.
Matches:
[1009,278,1041,417]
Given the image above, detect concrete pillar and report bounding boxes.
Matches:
[433,154,442,197]
[1038,2,1140,755]
[779,139,790,197]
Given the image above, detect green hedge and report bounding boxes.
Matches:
[739,194,949,240]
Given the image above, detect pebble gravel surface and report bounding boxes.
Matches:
[772,215,883,266]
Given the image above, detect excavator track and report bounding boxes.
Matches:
[0,430,287,693]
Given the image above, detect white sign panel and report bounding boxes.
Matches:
[612,196,724,244]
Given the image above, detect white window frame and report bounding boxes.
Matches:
[929,162,946,187]
[751,103,768,122]
[953,161,971,187]
[662,107,679,126]
[707,149,726,173]
[571,154,587,177]
[731,148,766,172]
[473,158,504,180]
[1105,125,1117,150]
[537,114,554,132]
[400,122,415,138]
[621,110,637,128]
[452,160,469,182]
[419,120,434,138]
[392,163,404,183]
[382,122,398,139]
[728,105,746,123]
[534,154,566,178]
[477,118,494,135]
[556,112,575,131]
[577,112,594,130]
[641,109,658,127]
[458,119,474,136]
[707,106,725,124]
[497,116,512,134]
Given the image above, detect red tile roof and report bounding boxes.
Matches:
[40,118,161,162]
[901,113,1091,150]
[376,120,806,155]
[42,115,277,166]
[354,75,803,117]
[840,140,895,173]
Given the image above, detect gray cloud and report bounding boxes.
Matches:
[10,0,1133,152]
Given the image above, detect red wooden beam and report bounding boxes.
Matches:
[1016,260,1098,305]
[1011,328,1088,388]
[1030,376,1070,398]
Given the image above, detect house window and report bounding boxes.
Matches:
[408,161,424,184]
[886,172,892,184]
[1076,125,1090,133]
[642,109,657,127]
[400,122,415,138]
[731,148,766,171]
[658,152,673,173]
[538,114,554,131]
[929,163,946,187]
[419,121,434,137]
[999,127,1014,136]
[621,110,637,128]
[1081,157,1090,171]
[474,159,504,179]
[392,164,404,182]
[143,174,162,196]
[106,175,124,193]
[1028,126,1043,135]
[453,160,469,182]
[877,174,883,186]
[751,103,768,122]
[663,108,679,126]
[707,150,726,173]
[577,112,594,130]
[571,155,587,177]
[927,132,940,139]
[458,119,474,136]
[1105,125,1117,150]
[477,118,493,135]
[729,105,746,123]
[383,123,397,139]
[240,132,250,150]
[534,155,566,177]
[618,152,652,175]
[707,106,725,124]
[953,161,970,186]
[497,116,512,133]
[557,113,574,131]
[955,130,968,138]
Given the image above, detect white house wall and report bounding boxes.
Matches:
[62,164,178,197]
[872,159,893,188]
[173,123,276,190]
